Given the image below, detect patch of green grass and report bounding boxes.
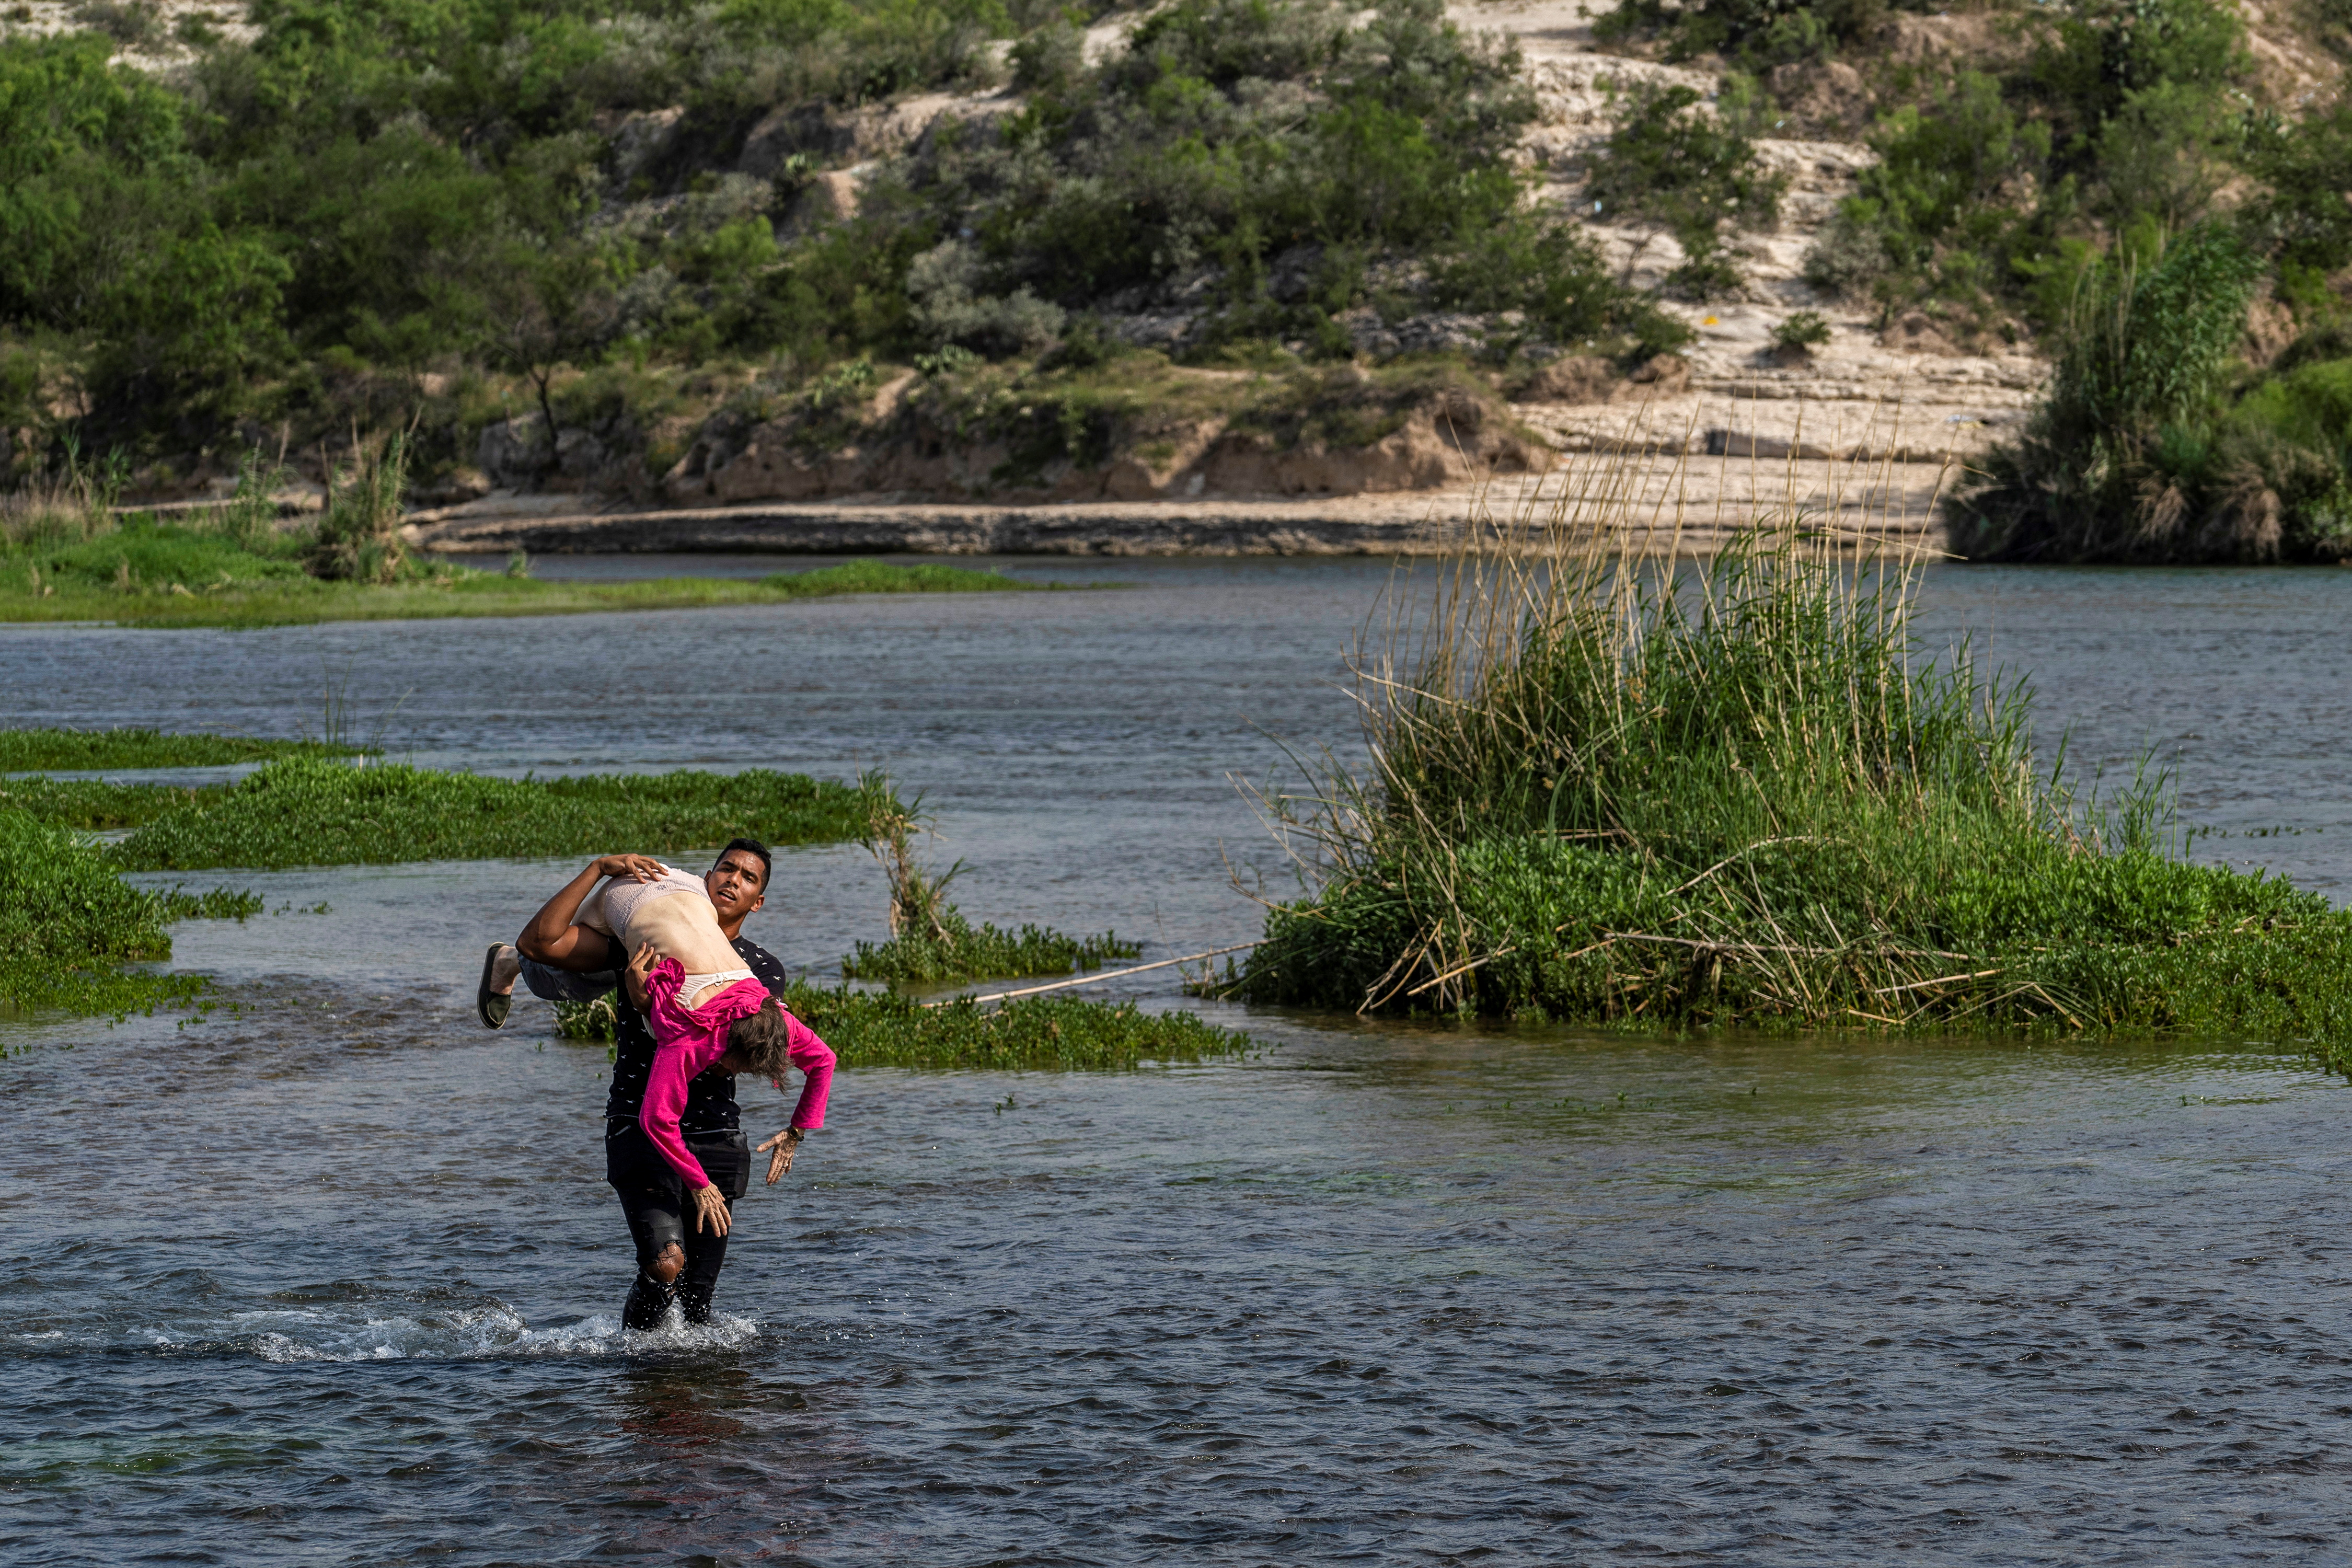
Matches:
[843,914,1140,985]
[547,981,1255,1070]
[0,728,337,772]
[15,518,311,592]
[0,807,255,1018]
[108,756,894,871]
[0,543,1045,629]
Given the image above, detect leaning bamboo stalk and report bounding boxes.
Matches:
[927,943,1258,1008]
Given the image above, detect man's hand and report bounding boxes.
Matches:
[624,941,658,1010]
[596,854,665,883]
[689,1183,731,1237]
[757,1126,805,1185]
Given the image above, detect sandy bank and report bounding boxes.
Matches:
[405,451,1958,558]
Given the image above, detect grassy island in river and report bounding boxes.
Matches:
[1224,496,2352,1059]
[0,753,895,1016]
[0,746,1253,1072]
[2,510,1047,629]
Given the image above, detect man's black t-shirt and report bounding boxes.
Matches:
[602,933,791,1133]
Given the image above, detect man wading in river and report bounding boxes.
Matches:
[472,840,827,1330]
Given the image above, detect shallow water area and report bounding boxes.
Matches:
[5,558,2352,1563]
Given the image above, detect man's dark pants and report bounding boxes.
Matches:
[518,958,748,1329]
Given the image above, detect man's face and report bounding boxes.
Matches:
[706,850,768,924]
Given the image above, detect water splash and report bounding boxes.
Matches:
[13,1303,760,1362]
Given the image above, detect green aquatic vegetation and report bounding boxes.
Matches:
[0,807,253,1018]
[0,727,336,772]
[110,756,894,871]
[545,981,1253,1070]
[552,989,621,1043]
[1224,509,2352,1057]
[757,560,1039,597]
[13,517,311,592]
[0,777,221,829]
[843,914,1140,985]
[790,985,1251,1070]
[0,537,1043,628]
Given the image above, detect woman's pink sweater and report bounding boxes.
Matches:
[639,958,837,1190]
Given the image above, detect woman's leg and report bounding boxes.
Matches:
[518,953,620,1002]
[479,928,617,1029]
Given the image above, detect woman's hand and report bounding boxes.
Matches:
[624,941,659,1010]
[689,1183,732,1237]
[757,1126,805,1185]
[595,854,665,883]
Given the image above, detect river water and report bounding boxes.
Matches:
[3,559,2350,1565]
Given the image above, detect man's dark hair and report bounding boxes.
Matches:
[727,997,792,1079]
[716,837,771,887]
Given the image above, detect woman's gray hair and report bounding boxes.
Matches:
[727,996,793,1079]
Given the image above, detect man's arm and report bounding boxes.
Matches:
[518,855,663,971]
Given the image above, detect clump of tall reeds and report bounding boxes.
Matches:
[1227,445,2352,1052]
[1,439,125,556]
[305,431,411,583]
[849,781,1137,984]
[860,786,966,946]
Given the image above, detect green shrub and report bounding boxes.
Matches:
[1952,222,2266,561]
[0,0,1690,459]
[305,434,412,584]
[873,0,1663,354]
[1804,73,2050,317]
[1771,310,1832,351]
[2026,0,2247,163]
[1586,83,1786,299]
[2242,96,2352,277]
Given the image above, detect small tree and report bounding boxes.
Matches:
[474,241,620,466]
[1586,83,1786,299]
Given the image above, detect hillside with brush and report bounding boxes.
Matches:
[5,0,2352,556]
